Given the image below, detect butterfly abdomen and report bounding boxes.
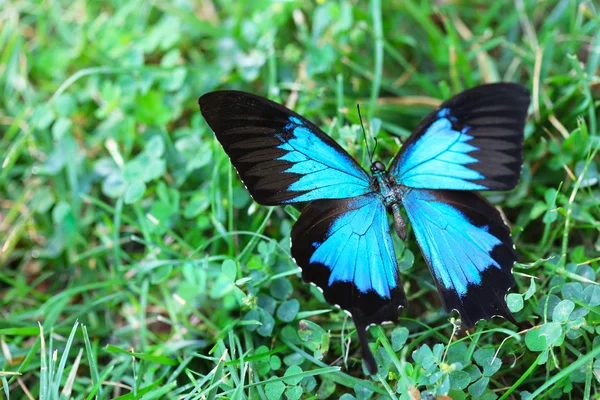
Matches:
[371,170,409,241]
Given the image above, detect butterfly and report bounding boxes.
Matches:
[199,83,530,374]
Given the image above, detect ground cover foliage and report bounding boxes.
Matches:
[1,0,599,399]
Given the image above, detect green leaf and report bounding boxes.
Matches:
[353,384,372,399]
[316,377,336,398]
[257,310,275,337]
[583,285,600,307]
[391,327,409,351]
[298,320,325,343]
[45,139,69,174]
[537,349,549,366]
[258,240,276,256]
[398,249,414,272]
[124,181,146,204]
[54,93,77,117]
[539,294,561,319]
[574,159,599,187]
[151,264,172,284]
[283,365,304,385]
[285,386,303,400]
[449,370,471,390]
[438,375,450,395]
[540,322,563,347]
[507,293,524,313]
[277,299,300,322]
[447,390,467,400]
[542,188,558,224]
[184,193,209,218]
[135,91,172,125]
[237,50,267,82]
[145,135,165,157]
[123,158,146,182]
[265,380,285,400]
[270,278,293,300]
[530,201,547,220]
[209,276,234,299]
[142,158,166,182]
[222,259,237,282]
[432,343,444,360]
[284,353,304,367]
[542,188,558,225]
[175,136,212,171]
[525,328,547,352]
[446,342,468,364]
[258,295,277,315]
[552,300,575,323]
[242,311,260,332]
[249,345,277,364]
[464,364,482,381]
[317,333,330,361]
[524,278,537,300]
[429,370,443,384]
[280,326,300,344]
[102,173,127,198]
[270,355,281,370]
[52,117,72,140]
[561,283,583,301]
[52,201,71,223]
[468,377,489,397]
[413,344,435,369]
[301,376,317,392]
[473,348,502,377]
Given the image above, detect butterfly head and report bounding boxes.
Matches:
[370,161,386,175]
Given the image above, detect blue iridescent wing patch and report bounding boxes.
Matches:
[389,83,530,191]
[401,188,519,327]
[199,91,371,205]
[291,193,407,374]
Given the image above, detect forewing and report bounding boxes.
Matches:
[291,193,407,373]
[389,83,530,191]
[199,91,371,205]
[402,188,518,328]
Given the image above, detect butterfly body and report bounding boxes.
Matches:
[370,162,409,239]
[199,83,530,374]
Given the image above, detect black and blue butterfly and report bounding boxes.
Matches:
[199,83,530,374]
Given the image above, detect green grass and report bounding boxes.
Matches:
[1,0,599,399]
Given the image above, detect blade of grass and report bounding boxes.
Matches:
[368,0,383,122]
[525,345,600,399]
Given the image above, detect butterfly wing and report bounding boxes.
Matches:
[199,91,371,205]
[389,83,530,191]
[291,193,406,374]
[401,188,518,327]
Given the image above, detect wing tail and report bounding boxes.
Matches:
[354,317,378,375]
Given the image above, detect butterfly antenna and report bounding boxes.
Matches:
[372,137,378,160]
[356,104,373,164]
